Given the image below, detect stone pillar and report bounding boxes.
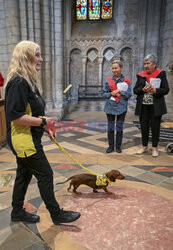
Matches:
[144,0,162,56]
[161,0,173,118]
[65,0,72,42]
[4,0,20,60]
[34,0,41,46]
[137,0,148,71]
[82,57,87,86]
[0,1,9,80]
[53,0,64,109]
[27,0,34,41]
[66,56,71,87]
[19,0,27,40]
[41,0,53,109]
[98,57,103,86]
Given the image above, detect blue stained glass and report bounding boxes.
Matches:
[102,0,112,19]
[76,0,87,20]
[89,0,100,20]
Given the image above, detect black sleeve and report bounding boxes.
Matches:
[154,71,170,97]
[133,76,145,95]
[5,77,29,121]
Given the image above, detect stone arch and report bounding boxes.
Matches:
[120,47,133,82]
[69,48,82,100]
[102,47,115,85]
[84,45,99,57]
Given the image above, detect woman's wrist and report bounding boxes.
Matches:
[40,117,47,128]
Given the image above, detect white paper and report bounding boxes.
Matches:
[150,78,161,88]
[117,82,128,91]
[110,96,116,101]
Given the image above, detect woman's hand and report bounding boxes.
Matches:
[142,85,152,92]
[149,85,156,94]
[46,129,56,140]
[111,89,122,96]
[44,118,57,131]
[44,118,57,140]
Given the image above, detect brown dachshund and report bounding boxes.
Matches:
[56,170,125,194]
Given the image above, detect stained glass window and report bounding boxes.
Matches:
[101,0,112,19]
[76,0,87,20]
[76,0,113,20]
[88,0,100,20]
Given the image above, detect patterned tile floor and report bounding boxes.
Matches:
[0,101,173,249]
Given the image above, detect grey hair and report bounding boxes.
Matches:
[144,54,157,64]
[112,60,123,68]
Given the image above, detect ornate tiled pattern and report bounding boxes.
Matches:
[0,101,173,249]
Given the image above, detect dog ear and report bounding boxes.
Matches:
[106,171,111,180]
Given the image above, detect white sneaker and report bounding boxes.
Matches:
[136,148,148,155]
[152,150,159,157]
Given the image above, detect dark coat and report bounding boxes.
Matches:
[133,70,169,117]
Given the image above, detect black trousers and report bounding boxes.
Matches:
[106,112,126,149]
[12,149,60,217]
[140,105,161,147]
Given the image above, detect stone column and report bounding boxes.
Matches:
[41,0,53,109]
[65,0,72,42]
[27,0,34,41]
[137,0,148,71]
[161,0,173,118]
[66,56,71,87]
[82,56,87,86]
[53,0,64,109]
[0,0,10,80]
[34,0,41,46]
[144,0,162,56]
[98,57,103,86]
[19,0,27,40]
[4,0,20,60]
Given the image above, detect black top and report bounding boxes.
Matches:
[5,76,45,157]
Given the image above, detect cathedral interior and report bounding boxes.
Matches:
[0,0,173,249]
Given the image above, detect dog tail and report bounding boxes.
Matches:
[56,177,72,185]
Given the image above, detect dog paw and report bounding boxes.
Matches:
[107,192,113,195]
[74,191,81,195]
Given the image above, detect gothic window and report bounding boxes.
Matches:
[76,0,113,20]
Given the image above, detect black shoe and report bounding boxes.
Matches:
[106,147,114,153]
[116,147,122,153]
[51,209,81,225]
[11,209,40,223]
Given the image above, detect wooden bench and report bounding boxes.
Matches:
[78,85,103,99]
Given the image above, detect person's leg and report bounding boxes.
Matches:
[115,112,126,153]
[150,106,161,156]
[106,114,115,153]
[20,150,80,224]
[11,158,40,222]
[12,158,33,213]
[140,105,150,147]
[18,150,60,216]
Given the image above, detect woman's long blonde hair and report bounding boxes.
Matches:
[5,40,41,91]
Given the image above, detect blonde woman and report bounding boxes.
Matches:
[102,60,131,153]
[5,41,80,224]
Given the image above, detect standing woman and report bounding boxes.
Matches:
[133,54,169,157]
[102,60,131,153]
[4,41,80,224]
